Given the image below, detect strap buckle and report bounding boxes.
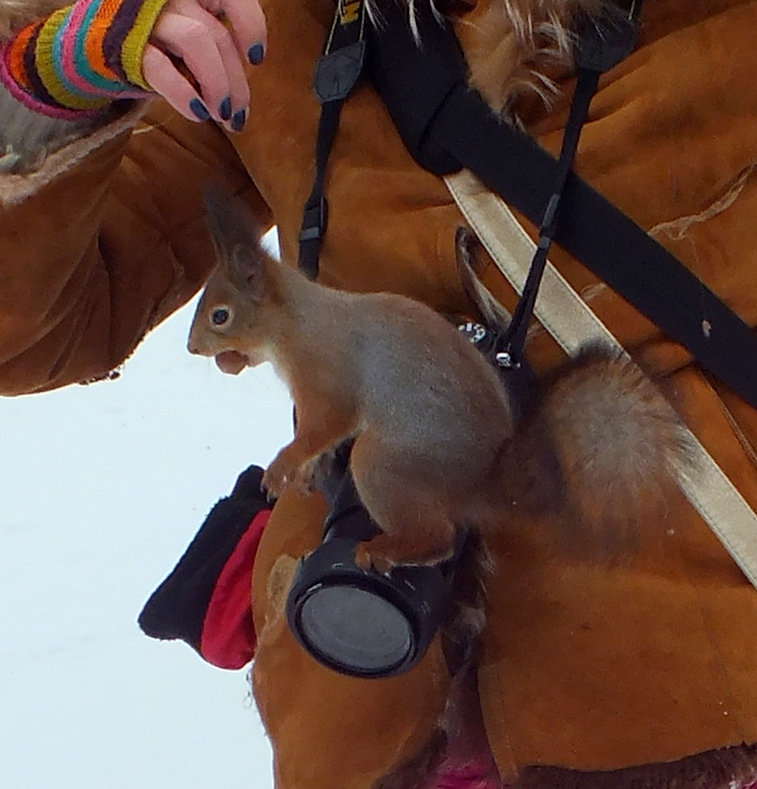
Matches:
[299,195,328,244]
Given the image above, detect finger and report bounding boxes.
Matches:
[149,11,231,124]
[208,14,250,120]
[204,0,267,65]
[173,1,250,121]
[142,44,210,123]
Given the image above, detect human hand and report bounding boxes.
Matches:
[142,0,267,131]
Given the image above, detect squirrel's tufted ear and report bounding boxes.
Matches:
[203,184,267,300]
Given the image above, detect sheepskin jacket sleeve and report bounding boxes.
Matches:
[0,96,271,394]
[1,0,757,785]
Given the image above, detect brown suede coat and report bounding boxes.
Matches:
[1,0,756,785]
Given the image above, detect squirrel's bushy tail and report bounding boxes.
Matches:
[521,344,691,553]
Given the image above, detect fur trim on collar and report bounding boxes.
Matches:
[368,0,605,117]
[0,0,69,38]
[0,100,146,208]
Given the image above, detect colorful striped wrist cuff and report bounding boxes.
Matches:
[0,0,169,120]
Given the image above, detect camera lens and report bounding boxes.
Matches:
[297,583,413,676]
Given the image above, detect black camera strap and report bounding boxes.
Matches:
[365,2,757,407]
[494,5,639,369]
[298,0,367,280]
[299,0,757,408]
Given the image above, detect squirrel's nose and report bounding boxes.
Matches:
[187,325,206,356]
[187,335,201,355]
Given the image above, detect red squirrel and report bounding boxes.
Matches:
[188,189,687,572]
[188,188,517,571]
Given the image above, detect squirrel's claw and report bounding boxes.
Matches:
[261,483,278,505]
[353,542,394,575]
[261,462,286,502]
[262,447,318,501]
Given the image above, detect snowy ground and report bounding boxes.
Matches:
[0,288,293,788]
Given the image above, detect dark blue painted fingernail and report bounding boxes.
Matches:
[231,108,247,132]
[189,98,210,121]
[247,43,264,65]
[219,96,231,121]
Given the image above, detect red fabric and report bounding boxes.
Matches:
[199,510,270,669]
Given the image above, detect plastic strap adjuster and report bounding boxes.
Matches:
[299,196,328,243]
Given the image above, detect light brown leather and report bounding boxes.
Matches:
[1,0,756,784]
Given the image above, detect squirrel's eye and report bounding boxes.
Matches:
[211,307,230,326]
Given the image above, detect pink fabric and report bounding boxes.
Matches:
[426,769,757,788]
[425,757,757,787]
[426,756,502,789]
[60,2,96,95]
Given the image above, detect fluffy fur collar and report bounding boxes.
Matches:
[0,0,69,38]
[374,0,606,117]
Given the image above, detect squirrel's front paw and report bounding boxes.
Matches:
[262,451,318,501]
[353,531,456,574]
[292,456,322,495]
[261,455,294,501]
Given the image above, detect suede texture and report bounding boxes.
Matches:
[1,0,756,785]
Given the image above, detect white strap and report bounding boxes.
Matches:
[445,169,620,358]
[445,169,757,588]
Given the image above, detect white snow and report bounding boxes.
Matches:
[0,287,294,788]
